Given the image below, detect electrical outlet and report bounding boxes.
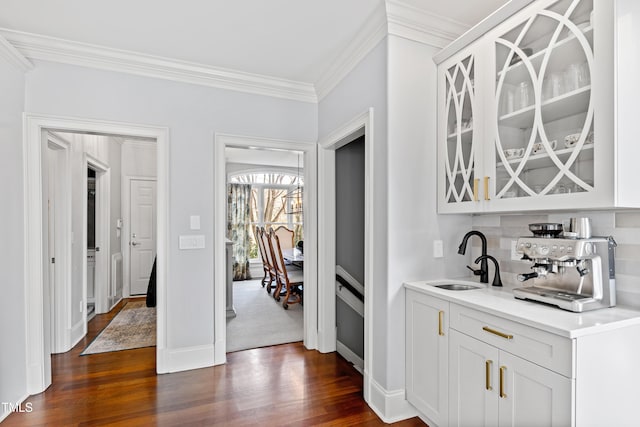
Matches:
[511,240,520,261]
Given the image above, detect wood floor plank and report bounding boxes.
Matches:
[4,299,426,426]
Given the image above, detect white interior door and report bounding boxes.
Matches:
[130,179,157,295]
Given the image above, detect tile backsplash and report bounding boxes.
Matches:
[468,211,640,309]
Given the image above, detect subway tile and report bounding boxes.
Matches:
[501,214,548,228]
[614,244,640,260]
[609,228,640,245]
[616,290,640,309]
[472,215,501,227]
[613,274,640,292]
[616,259,640,277]
[615,211,640,228]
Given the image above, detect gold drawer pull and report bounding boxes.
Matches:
[499,366,507,398]
[482,326,513,340]
[485,360,493,391]
[484,176,490,201]
[473,178,479,202]
[438,311,445,336]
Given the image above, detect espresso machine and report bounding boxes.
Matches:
[513,220,617,312]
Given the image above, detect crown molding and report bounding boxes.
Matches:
[315,2,388,102]
[385,0,469,49]
[0,28,316,103]
[0,31,32,71]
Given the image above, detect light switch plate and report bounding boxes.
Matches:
[433,240,444,258]
[179,235,205,249]
[190,215,201,230]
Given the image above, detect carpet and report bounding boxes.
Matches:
[81,300,156,355]
[226,279,303,352]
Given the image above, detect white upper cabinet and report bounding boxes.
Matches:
[437,0,639,213]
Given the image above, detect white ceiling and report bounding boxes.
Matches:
[0,0,509,84]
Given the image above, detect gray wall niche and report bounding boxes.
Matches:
[335,135,365,361]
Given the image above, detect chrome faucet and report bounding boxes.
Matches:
[458,231,489,284]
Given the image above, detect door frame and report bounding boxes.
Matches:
[43,133,72,354]
[23,113,170,394]
[122,176,157,297]
[213,133,317,364]
[318,108,375,399]
[83,155,110,316]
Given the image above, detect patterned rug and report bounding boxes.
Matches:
[81,300,156,355]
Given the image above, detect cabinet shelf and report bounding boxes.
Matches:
[497,26,593,84]
[447,126,473,141]
[498,86,591,129]
[496,144,594,171]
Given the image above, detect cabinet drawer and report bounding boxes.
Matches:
[450,304,573,377]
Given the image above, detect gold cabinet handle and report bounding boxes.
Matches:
[499,366,507,398]
[482,326,513,340]
[473,178,479,202]
[484,176,490,201]
[485,360,493,391]
[438,310,445,336]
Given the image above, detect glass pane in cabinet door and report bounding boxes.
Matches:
[494,0,594,199]
[444,55,476,203]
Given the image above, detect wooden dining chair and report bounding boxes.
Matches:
[269,229,303,309]
[254,226,272,289]
[259,226,278,294]
[272,225,294,251]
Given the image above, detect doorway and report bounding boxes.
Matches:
[24,114,169,394]
[214,134,317,363]
[224,146,305,352]
[317,108,375,399]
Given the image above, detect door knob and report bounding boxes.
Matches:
[131,241,140,246]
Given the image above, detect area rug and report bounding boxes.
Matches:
[81,300,156,355]
[227,279,303,352]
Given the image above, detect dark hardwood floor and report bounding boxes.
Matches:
[5,299,426,426]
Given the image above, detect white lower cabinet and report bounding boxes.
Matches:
[449,329,572,427]
[405,289,449,426]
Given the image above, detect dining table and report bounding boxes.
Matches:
[282,248,304,268]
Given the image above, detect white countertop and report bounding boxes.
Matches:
[405,279,640,339]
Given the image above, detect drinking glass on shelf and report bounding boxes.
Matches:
[549,72,564,98]
[501,84,515,115]
[515,81,533,109]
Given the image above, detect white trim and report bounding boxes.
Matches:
[0,31,32,71]
[317,108,375,404]
[367,377,419,424]
[336,340,364,372]
[44,133,73,354]
[433,0,536,64]
[122,175,157,298]
[23,113,170,393]
[214,133,317,365]
[84,154,111,316]
[1,28,316,103]
[386,0,470,48]
[161,344,216,373]
[315,3,388,101]
[69,318,84,349]
[336,281,364,318]
[110,252,123,311]
[336,264,365,297]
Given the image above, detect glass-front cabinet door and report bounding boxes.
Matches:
[438,50,482,213]
[492,0,594,203]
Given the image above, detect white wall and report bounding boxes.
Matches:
[24,60,317,352]
[0,53,27,419]
[318,38,390,392]
[386,35,471,392]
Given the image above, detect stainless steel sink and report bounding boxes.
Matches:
[434,283,482,291]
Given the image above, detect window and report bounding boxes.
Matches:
[229,172,303,260]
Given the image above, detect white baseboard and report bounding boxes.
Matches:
[365,375,418,424]
[0,393,30,422]
[157,344,216,374]
[336,340,364,372]
[70,319,85,350]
